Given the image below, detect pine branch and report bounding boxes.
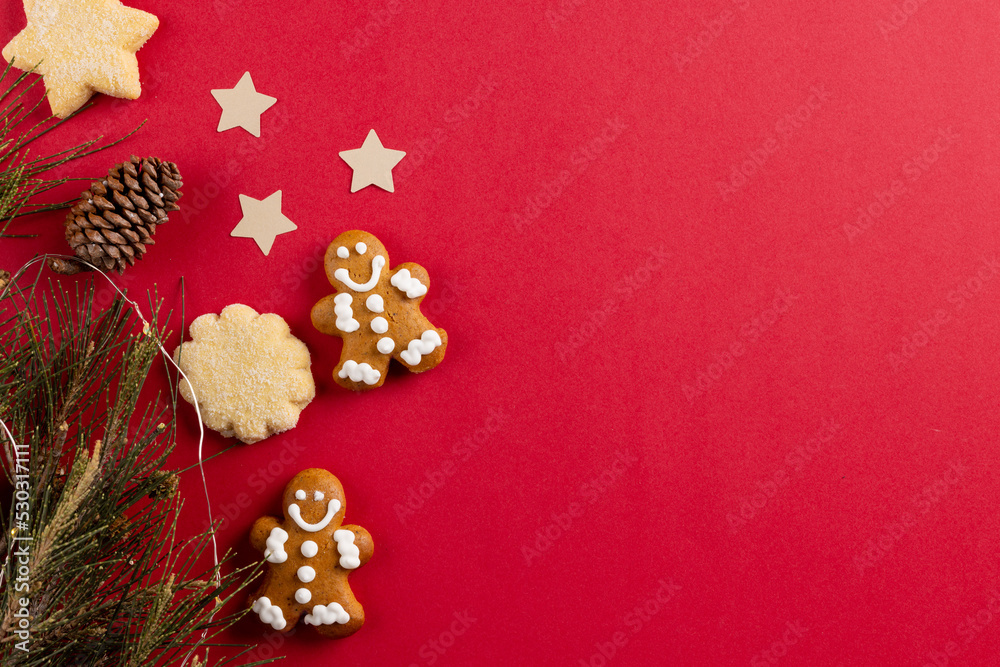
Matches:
[0,268,272,666]
[0,59,143,238]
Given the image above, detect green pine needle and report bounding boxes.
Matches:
[0,266,274,666]
[0,59,142,238]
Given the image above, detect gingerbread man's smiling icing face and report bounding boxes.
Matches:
[311,230,448,391]
[284,475,343,533]
[328,235,389,295]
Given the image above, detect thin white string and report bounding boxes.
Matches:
[0,254,219,664]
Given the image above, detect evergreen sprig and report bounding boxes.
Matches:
[0,60,140,238]
[0,264,271,666]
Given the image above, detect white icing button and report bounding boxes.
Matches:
[355,242,367,254]
[295,588,312,604]
[371,316,389,334]
[377,337,395,354]
[301,540,318,558]
[297,566,316,583]
[295,490,306,500]
[366,294,384,313]
[337,246,349,259]
[314,490,324,501]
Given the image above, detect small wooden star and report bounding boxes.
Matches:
[231,191,296,256]
[339,130,406,193]
[211,72,277,138]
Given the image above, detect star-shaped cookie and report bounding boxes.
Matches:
[2,0,159,118]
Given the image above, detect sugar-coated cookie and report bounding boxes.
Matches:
[2,0,159,118]
[250,469,373,638]
[173,304,314,444]
[311,230,448,391]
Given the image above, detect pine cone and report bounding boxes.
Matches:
[49,156,182,274]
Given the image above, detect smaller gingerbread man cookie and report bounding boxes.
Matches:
[311,230,448,391]
[250,469,373,638]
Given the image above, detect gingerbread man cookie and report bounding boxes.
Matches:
[311,230,448,391]
[250,469,373,638]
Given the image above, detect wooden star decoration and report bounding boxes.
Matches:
[211,72,277,138]
[2,0,159,118]
[231,191,297,256]
[339,129,406,193]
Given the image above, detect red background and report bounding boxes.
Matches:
[3,1,1000,665]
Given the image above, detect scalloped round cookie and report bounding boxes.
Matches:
[173,304,315,444]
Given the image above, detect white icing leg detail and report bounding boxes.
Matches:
[252,597,287,630]
[334,529,361,569]
[304,602,351,626]
[390,269,428,298]
[339,360,381,385]
[400,330,442,366]
[334,293,359,333]
[265,527,288,563]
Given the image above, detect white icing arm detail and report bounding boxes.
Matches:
[252,597,287,630]
[334,529,361,569]
[264,527,288,563]
[390,269,428,298]
[304,602,351,626]
[335,256,385,292]
[400,330,442,366]
[288,499,341,532]
[339,360,381,385]
[333,293,359,333]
